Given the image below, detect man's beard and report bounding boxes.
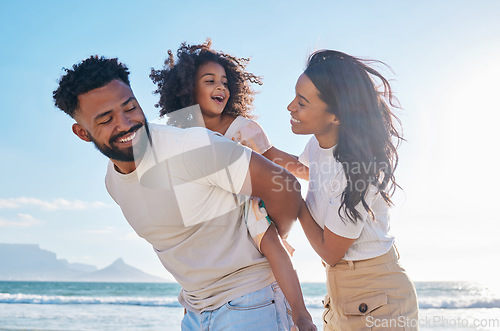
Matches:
[88,122,151,162]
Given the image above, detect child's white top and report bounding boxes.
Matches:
[299,136,394,261]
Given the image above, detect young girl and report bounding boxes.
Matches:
[150,40,315,331]
[288,50,419,330]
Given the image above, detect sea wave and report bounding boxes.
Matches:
[304,296,326,309]
[2,292,500,310]
[0,293,182,307]
[305,295,500,310]
[418,297,500,309]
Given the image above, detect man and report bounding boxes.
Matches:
[53,56,302,330]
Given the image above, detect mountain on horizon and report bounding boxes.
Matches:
[74,258,165,282]
[0,243,166,282]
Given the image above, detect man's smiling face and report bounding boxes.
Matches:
[72,79,148,172]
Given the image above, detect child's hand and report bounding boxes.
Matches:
[293,314,317,331]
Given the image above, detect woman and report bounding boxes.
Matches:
[288,50,419,330]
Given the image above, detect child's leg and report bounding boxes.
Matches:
[245,197,316,330]
[260,223,316,330]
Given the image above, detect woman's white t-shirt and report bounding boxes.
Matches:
[299,136,394,261]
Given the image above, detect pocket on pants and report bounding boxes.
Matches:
[323,294,331,309]
[322,294,335,328]
[220,286,287,330]
[343,291,388,316]
[225,293,275,311]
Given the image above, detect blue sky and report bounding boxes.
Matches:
[1,0,499,282]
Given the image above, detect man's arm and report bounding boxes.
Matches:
[239,151,302,237]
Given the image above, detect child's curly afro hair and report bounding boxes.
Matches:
[150,39,262,121]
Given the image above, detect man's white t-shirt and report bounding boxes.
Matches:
[105,124,274,313]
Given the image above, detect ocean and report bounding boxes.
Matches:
[1,281,499,330]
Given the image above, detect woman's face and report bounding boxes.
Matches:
[287,73,339,148]
[193,61,230,118]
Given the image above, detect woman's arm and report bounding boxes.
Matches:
[298,200,355,266]
[263,147,309,180]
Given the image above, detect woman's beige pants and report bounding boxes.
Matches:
[323,246,419,330]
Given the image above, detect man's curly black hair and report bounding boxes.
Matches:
[53,55,130,118]
[150,39,262,122]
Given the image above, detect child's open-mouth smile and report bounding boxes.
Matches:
[194,61,231,117]
[212,93,226,105]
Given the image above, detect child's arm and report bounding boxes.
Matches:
[260,223,317,331]
[263,146,309,180]
[233,119,309,180]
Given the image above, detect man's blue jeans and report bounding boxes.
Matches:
[181,282,293,330]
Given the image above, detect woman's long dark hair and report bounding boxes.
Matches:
[304,50,403,223]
